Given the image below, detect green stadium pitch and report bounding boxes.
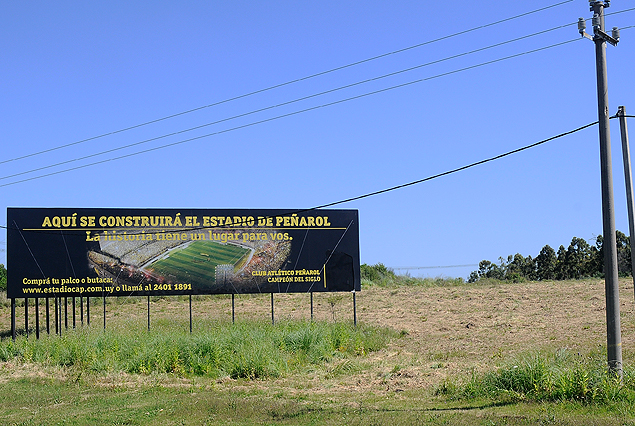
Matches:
[143,240,251,289]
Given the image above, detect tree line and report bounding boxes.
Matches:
[468,231,633,283]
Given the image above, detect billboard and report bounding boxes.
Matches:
[7,208,360,298]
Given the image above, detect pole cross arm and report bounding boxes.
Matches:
[595,28,620,46]
[578,18,594,40]
[579,17,620,45]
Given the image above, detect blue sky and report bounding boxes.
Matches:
[1,1,634,279]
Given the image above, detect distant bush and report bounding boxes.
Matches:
[361,263,395,285]
[361,263,464,287]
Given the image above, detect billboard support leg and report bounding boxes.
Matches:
[80,297,84,326]
[46,298,50,335]
[103,295,106,330]
[310,292,313,321]
[87,297,90,326]
[25,298,29,338]
[189,295,193,334]
[64,297,68,330]
[271,293,274,325]
[353,291,357,327]
[35,298,40,340]
[72,297,76,329]
[54,297,59,335]
[147,296,150,332]
[11,299,16,341]
[232,294,235,324]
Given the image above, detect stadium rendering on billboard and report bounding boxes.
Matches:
[7,208,360,299]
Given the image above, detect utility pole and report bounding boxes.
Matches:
[617,106,635,299]
[579,1,622,378]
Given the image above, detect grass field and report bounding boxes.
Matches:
[1,277,635,425]
[146,240,250,287]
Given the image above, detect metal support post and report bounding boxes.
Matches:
[25,298,29,338]
[271,293,275,325]
[58,297,62,336]
[232,293,235,324]
[72,297,76,329]
[54,297,59,335]
[35,298,40,339]
[147,295,151,332]
[46,298,50,334]
[11,299,16,341]
[353,291,357,327]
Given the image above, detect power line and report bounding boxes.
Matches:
[23,16,635,187]
[308,112,626,212]
[605,6,635,18]
[0,21,584,184]
[0,118,601,235]
[310,120,599,210]
[0,1,574,167]
[392,264,479,270]
[0,23,580,182]
[0,38,580,187]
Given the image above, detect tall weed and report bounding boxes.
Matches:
[0,320,396,379]
[438,349,635,404]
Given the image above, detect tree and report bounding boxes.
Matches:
[535,245,557,280]
[477,259,505,280]
[593,231,631,278]
[506,253,536,282]
[615,230,632,276]
[466,230,633,283]
[564,237,593,279]
[591,234,604,276]
[555,245,568,280]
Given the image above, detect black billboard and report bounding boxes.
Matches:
[7,208,360,298]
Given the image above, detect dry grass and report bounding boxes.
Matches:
[3,279,634,390]
[1,278,635,424]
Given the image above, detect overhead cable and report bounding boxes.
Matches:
[307,120,599,210]
[392,264,480,270]
[0,38,580,187]
[0,21,583,183]
[605,7,635,17]
[0,117,602,237]
[0,1,574,166]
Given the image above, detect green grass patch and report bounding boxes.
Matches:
[437,348,635,407]
[0,320,397,379]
